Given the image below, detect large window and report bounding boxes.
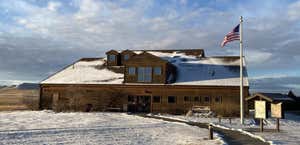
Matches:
[154,67,162,75]
[153,96,161,103]
[138,67,152,82]
[124,54,130,60]
[128,67,136,75]
[108,54,116,62]
[168,96,176,103]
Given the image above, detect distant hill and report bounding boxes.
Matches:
[17,83,39,90]
[0,85,7,89]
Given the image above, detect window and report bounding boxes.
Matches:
[194,96,200,102]
[168,96,176,103]
[184,96,191,102]
[124,54,130,60]
[128,96,134,103]
[154,67,162,75]
[215,96,222,103]
[128,67,136,75]
[138,67,152,82]
[204,96,210,103]
[108,54,116,62]
[153,96,161,103]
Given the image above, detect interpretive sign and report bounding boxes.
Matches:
[271,102,284,119]
[255,100,267,119]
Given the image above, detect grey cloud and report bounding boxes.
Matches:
[250,76,300,95]
[0,0,299,95]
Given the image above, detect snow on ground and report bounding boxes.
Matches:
[0,111,224,145]
[154,112,300,145]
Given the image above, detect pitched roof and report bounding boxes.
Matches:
[133,49,204,57]
[246,93,295,102]
[148,51,248,86]
[124,51,168,64]
[106,50,119,54]
[41,50,249,86]
[261,93,295,101]
[41,58,123,84]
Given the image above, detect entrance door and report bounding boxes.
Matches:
[136,96,151,113]
[127,96,151,113]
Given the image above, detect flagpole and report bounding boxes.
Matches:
[240,16,244,125]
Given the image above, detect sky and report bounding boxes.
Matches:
[0,0,299,94]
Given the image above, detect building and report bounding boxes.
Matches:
[40,49,249,116]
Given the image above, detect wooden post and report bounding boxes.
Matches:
[276,118,280,132]
[229,118,232,124]
[150,95,153,113]
[260,118,264,132]
[209,124,213,140]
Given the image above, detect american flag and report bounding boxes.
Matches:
[221,24,240,47]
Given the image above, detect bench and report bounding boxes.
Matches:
[192,106,211,113]
[187,106,213,117]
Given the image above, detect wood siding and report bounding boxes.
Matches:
[106,50,120,66]
[124,52,168,84]
[120,50,136,65]
[40,84,249,117]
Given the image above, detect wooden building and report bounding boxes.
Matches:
[40,49,249,116]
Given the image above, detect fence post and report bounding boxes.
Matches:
[260,118,264,132]
[276,118,280,132]
[208,124,213,140]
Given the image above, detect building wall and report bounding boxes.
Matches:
[106,50,120,66]
[124,63,167,84]
[124,53,168,84]
[120,50,136,65]
[40,84,249,116]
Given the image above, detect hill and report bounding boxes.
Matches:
[17,83,39,90]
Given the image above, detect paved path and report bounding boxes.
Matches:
[142,115,270,145]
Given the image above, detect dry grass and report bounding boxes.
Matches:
[0,88,39,111]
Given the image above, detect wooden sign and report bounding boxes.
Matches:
[271,102,284,119]
[255,100,267,119]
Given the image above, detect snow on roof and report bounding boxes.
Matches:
[42,51,249,86]
[41,58,123,84]
[148,51,249,86]
[260,93,294,101]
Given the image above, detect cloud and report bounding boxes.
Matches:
[47,1,62,12]
[250,75,300,95]
[0,0,299,95]
[288,0,300,20]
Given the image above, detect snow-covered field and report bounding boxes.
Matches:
[154,112,300,145]
[0,111,224,145]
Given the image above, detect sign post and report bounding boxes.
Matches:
[255,100,267,132]
[271,102,283,132]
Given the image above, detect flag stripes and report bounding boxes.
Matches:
[221,24,240,47]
